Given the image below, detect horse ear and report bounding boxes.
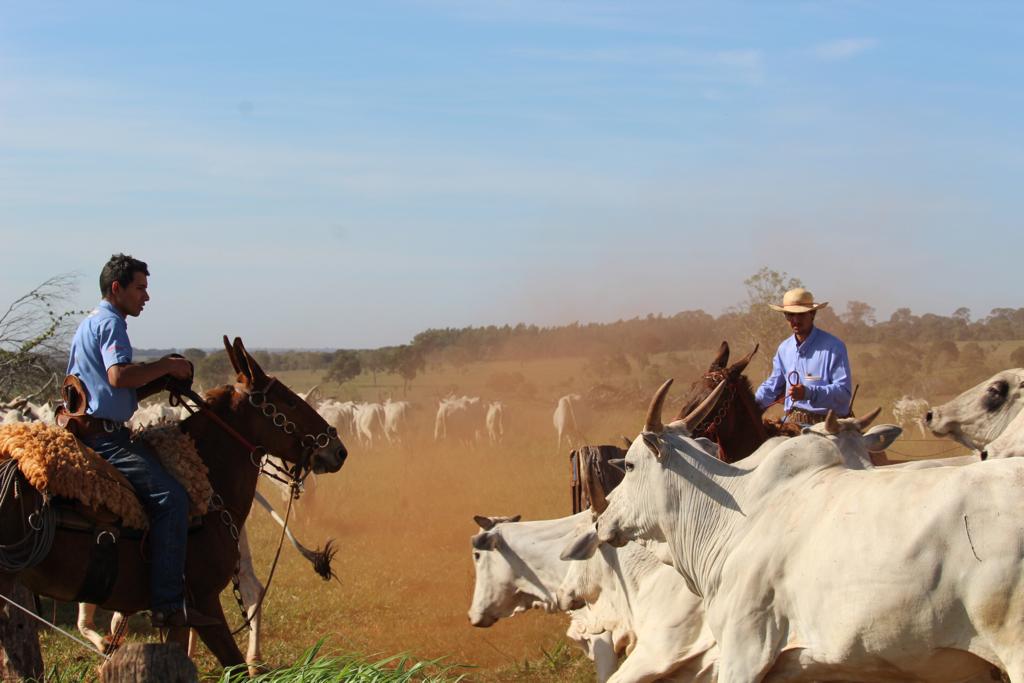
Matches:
[223,335,244,377]
[729,343,759,376]
[711,341,729,371]
[233,337,268,386]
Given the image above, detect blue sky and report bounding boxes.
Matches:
[2,1,1022,348]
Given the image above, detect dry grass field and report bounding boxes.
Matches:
[37,344,991,680]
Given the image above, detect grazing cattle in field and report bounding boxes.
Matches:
[485,401,504,444]
[926,368,1024,451]
[435,396,484,445]
[554,394,586,451]
[382,398,410,444]
[317,398,357,438]
[566,379,1024,682]
[352,401,385,446]
[892,395,931,438]
[128,402,188,430]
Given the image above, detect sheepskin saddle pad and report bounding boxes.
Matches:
[0,422,212,530]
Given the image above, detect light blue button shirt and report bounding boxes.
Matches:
[66,300,138,422]
[754,327,853,416]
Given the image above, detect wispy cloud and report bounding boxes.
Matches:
[812,38,877,61]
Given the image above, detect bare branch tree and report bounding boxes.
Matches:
[0,273,83,402]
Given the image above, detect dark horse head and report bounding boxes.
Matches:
[672,341,768,463]
[0,336,348,673]
[219,335,347,475]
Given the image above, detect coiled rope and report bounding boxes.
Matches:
[0,458,56,572]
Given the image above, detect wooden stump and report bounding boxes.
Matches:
[99,643,198,683]
[0,582,43,682]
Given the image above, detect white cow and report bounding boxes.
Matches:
[557,540,718,683]
[567,380,1024,682]
[382,398,410,444]
[554,393,586,451]
[485,401,504,445]
[128,402,189,430]
[892,395,931,438]
[352,401,385,446]
[804,408,902,470]
[434,396,484,445]
[468,512,624,681]
[984,407,1024,460]
[317,399,357,438]
[926,368,1024,451]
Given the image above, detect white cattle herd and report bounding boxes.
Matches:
[470,367,1024,683]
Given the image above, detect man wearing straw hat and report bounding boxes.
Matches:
[754,287,853,424]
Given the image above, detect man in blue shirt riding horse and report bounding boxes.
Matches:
[754,287,853,425]
[65,253,219,628]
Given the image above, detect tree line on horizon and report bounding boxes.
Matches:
[4,269,1024,402]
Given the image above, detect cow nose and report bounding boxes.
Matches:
[336,445,348,466]
[925,410,933,423]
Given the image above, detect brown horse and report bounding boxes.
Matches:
[0,337,348,670]
[570,342,768,513]
[673,341,769,463]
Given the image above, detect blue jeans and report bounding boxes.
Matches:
[83,428,189,613]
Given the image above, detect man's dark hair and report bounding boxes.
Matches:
[100,254,149,297]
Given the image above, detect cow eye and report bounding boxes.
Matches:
[624,461,634,472]
[983,381,1009,411]
[473,552,480,561]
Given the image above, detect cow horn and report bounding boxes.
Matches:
[855,407,882,431]
[622,436,633,449]
[581,457,608,514]
[676,379,726,433]
[825,410,840,434]
[644,379,674,433]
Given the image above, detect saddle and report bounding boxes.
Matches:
[0,421,211,531]
[569,445,626,514]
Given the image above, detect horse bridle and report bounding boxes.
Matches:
[688,369,738,438]
[170,377,336,490]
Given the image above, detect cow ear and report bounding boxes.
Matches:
[863,425,902,452]
[560,528,600,561]
[475,514,521,529]
[642,433,664,460]
[472,531,499,551]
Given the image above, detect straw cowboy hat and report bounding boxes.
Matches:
[768,288,829,314]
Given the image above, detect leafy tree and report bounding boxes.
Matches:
[326,350,362,385]
[734,267,802,375]
[392,345,425,392]
[196,350,233,386]
[842,301,877,326]
[183,347,207,362]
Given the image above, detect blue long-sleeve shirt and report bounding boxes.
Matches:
[754,327,853,416]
